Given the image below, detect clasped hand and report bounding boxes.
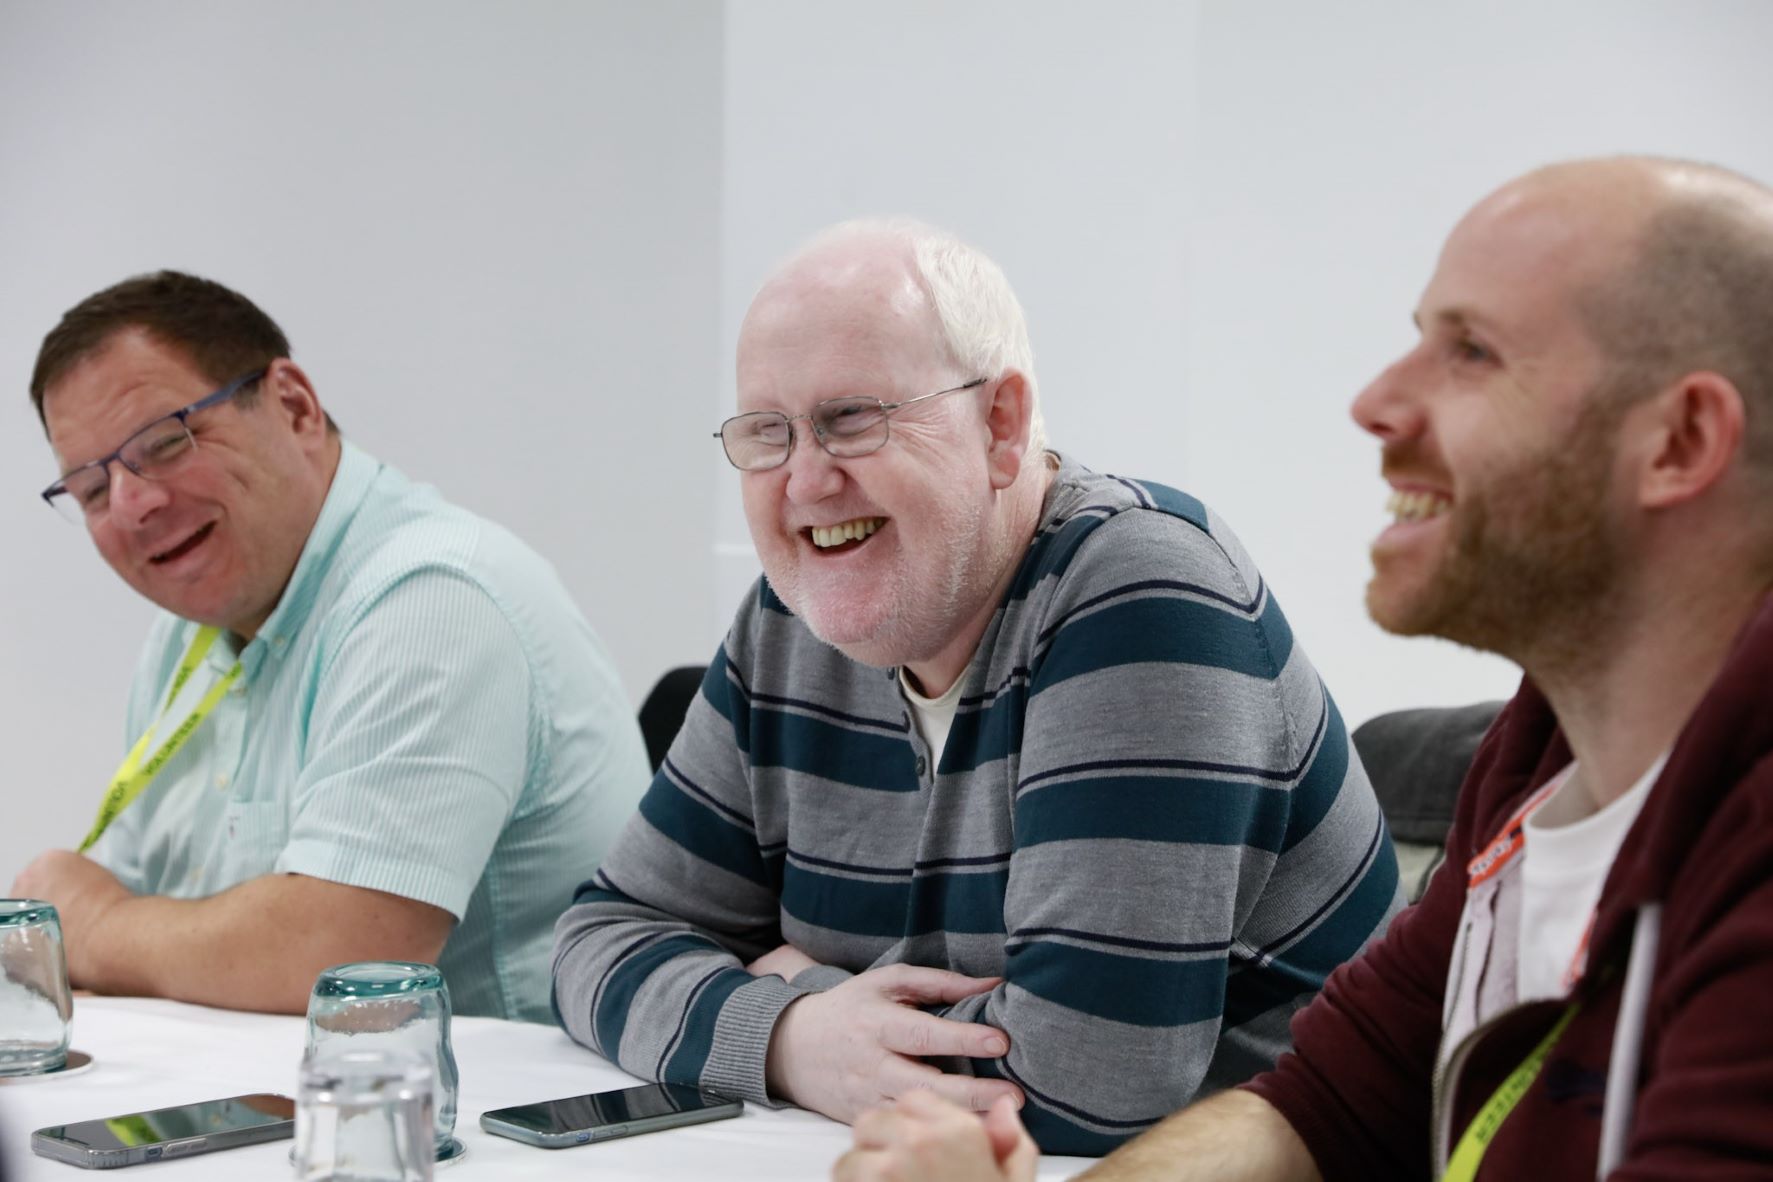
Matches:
[764,962,1024,1124]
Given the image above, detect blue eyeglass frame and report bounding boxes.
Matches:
[41,368,268,513]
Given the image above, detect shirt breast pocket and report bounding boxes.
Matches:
[216,799,291,876]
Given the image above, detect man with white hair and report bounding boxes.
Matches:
[832,157,1773,1180]
[552,220,1399,1154]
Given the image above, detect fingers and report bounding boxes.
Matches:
[872,963,1003,1005]
[881,1057,1024,1113]
[880,1007,1010,1060]
[982,1094,1037,1171]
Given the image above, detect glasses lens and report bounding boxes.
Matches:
[721,413,792,470]
[124,417,196,474]
[53,469,110,522]
[815,399,888,455]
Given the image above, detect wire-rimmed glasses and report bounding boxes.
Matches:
[40,368,266,524]
[714,377,986,471]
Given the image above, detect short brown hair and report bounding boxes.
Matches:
[30,271,292,428]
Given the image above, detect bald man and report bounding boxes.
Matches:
[551,220,1398,1155]
[835,157,1773,1181]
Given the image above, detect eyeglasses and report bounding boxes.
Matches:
[714,378,987,472]
[41,369,267,524]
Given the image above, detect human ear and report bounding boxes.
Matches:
[1635,371,1746,510]
[265,360,330,444]
[984,371,1033,491]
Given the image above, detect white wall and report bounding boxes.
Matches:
[4,1,1772,883]
[0,1,724,880]
[1180,0,1773,724]
[715,0,1773,727]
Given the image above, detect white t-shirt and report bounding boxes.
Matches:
[900,667,964,772]
[1516,752,1667,1001]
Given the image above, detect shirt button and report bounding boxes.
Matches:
[229,681,245,696]
[214,774,230,791]
[915,755,928,777]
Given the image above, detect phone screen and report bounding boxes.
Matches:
[40,1094,296,1152]
[490,1082,727,1136]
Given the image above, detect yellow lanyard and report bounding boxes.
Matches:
[79,626,243,853]
[1442,1002,1581,1182]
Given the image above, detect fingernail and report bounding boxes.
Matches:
[984,1036,1007,1056]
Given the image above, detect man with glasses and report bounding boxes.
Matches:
[552,221,1398,1154]
[11,270,648,1021]
[830,158,1773,1182]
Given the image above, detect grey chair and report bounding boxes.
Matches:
[1351,701,1506,901]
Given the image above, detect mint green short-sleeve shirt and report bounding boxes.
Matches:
[90,442,650,1022]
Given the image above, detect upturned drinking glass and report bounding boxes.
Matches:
[293,1045,434,1182]
[305,963,460,1161]
[0,900,73,1075]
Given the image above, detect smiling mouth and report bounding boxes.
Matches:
[806,517,885,552]
[150,522,215,564]
[1386,490,1452,524]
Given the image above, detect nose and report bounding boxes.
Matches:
[1350,350,1427,444]
[780,422,845,506]
[105,462,173,524]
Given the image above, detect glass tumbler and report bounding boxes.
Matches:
[306,962,461,1161]
[0,900,73,1075]
[294,1046,434,1182]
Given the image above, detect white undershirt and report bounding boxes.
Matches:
[1516,751,1666,1001]
[899,667,964,773]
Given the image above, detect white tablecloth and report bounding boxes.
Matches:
[0,998,1090,1179]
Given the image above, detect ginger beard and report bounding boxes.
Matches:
[1367,384,1632,664]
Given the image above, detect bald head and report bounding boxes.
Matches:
[1514,158,1773,470]
[742,219,1045,454]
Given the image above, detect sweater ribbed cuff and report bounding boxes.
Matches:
[702,973,808,1107]
[791,964,854,992]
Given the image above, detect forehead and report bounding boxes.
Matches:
[1419,182,1631,354]
[43,329,212,464]
[736,251,948,411]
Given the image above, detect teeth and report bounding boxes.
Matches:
[810,517,884,549]
[1386,490,1452,523]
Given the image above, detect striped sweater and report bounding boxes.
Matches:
[552,456,1402,1155]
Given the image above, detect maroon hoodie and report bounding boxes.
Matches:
[1247,590,1773,1180]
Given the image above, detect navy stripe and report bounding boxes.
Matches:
[942,679,1028,770]
[909,868,1008,937]
[593,932,723,1055]
[1262,817,1397,967]
[661,966,753,1081]
[1110,474,1156,509]
[956,665,1030,710]
[788,849,912,879]
[780,863,1007,937]
[1037,576,1263,647]
[1136,479,1210,530]
[750,709,919,791]
[1007,939,1228,1027]
[1031,592,1292,693]
[662,757,756,832]
[1010,927,1231,955]
[1003,514,1105,605]
[1015,773,1293,853]
[639,777,773,886]
[915,852,1011,870]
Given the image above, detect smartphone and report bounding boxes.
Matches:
[32,1093,296,1169]
[479,1081,742,1148]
